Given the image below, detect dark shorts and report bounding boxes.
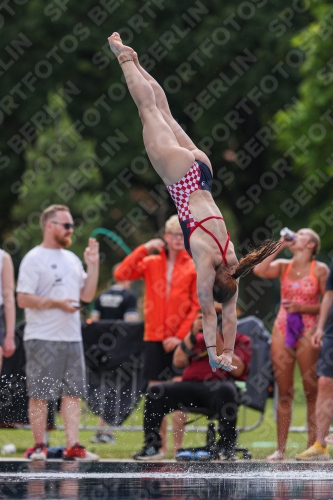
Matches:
[24,339,86,400]
[317,335,333,378]
[142,342,180,382]
[0,306,4,348]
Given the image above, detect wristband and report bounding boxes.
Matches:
[206,345,216,349]
[223,348,234,352]
[120,59,133,66]
[180,340,194,357]
[189,332,196,345]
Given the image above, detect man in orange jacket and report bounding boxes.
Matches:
[115,215,199,455]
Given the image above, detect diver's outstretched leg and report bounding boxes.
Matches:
[108,33,195,185]
[132,49,211,169]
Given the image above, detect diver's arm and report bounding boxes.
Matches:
[196,263,236,372]
[218,291,238,368]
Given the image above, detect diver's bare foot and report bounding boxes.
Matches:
[108,32,134,64]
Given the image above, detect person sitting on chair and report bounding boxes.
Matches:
[133,309,252,460]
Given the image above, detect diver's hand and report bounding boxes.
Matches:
[207,349,236,373]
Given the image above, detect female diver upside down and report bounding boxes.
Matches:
[108,32,282,372]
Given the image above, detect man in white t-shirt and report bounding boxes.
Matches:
[17,204,100,461]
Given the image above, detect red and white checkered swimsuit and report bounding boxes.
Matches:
[167,160,230,264]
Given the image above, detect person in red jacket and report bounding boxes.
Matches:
[115,215,199,455]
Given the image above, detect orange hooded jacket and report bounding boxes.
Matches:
[114,244,200,342]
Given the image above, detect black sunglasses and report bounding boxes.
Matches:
[51,221,74,230]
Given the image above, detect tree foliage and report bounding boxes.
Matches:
[1,0,317,315]
[2,1,312,245]
[274,2,333,252]
[10,93,102,263]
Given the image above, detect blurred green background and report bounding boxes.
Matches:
[2,1,333,458]
[2,1,333,320]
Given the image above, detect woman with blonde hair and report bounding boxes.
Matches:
[253,228,329,460]
[108,32,282,372]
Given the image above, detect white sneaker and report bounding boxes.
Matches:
[63,443,99,461]
[79,449,100,461]
[30,444,48,461]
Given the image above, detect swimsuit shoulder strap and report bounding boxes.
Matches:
[310,260,319,286]
[283,262,292,278]
[191,216,229,266]
[284,260,318,286]
[310,260,315,275]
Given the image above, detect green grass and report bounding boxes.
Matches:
[0,365,326,460]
